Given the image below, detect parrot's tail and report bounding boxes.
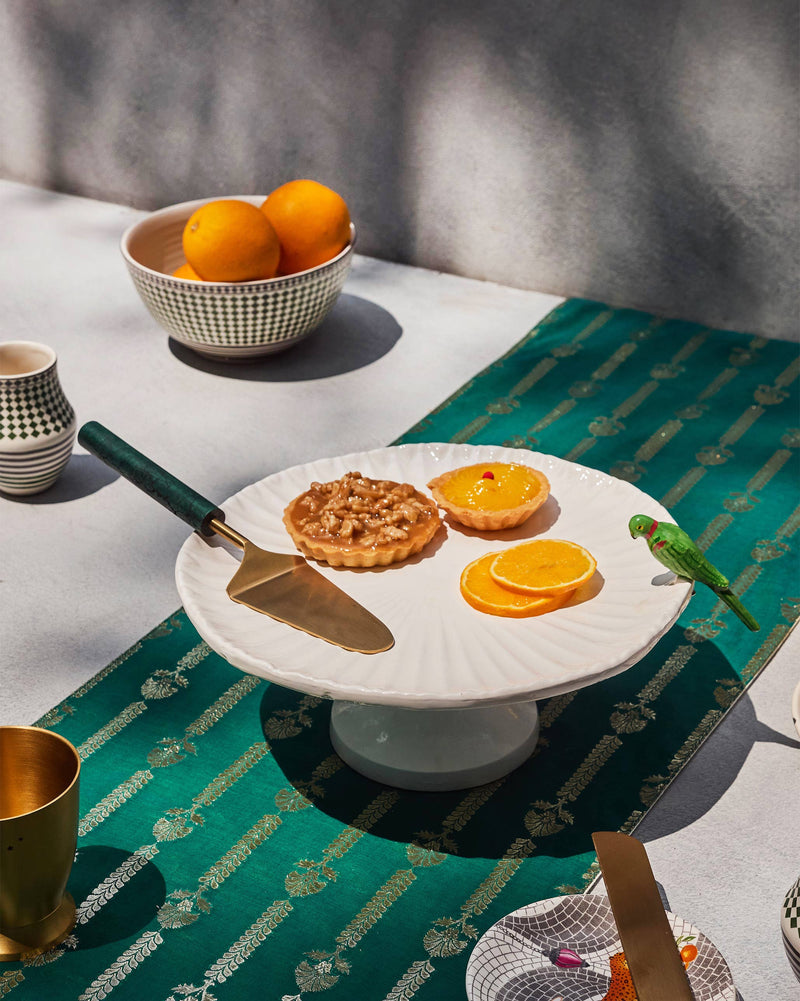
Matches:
[714,587,760,631]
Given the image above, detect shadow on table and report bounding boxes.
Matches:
[260,635,798,863]
[0,454,119,505]
[168,292,402,380]
[66,844,166,949]
[632,684,800,844]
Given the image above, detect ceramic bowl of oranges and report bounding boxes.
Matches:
[121,180,355,359]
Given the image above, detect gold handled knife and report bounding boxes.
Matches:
[592,831,695,1000]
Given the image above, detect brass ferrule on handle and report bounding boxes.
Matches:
[209,517,249,551]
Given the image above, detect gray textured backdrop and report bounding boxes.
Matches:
[1,0,797,337]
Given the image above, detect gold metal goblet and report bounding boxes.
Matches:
[0,726,80,960]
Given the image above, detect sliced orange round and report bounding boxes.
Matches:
[489,538,597,596]
[460,553,574,617]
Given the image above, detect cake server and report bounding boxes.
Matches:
[78,422,394,654]
[592,831,695,1000]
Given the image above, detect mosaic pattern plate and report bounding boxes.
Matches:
[466,893,736,1001]
[176,443,691,708]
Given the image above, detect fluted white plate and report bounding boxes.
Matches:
[175,443,692,708]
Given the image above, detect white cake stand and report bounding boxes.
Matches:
[176,444,692,791]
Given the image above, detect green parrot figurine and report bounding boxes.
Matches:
[629,514,760,631]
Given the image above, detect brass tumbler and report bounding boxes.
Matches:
[0,726,80,960]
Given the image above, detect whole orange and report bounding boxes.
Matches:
[183,199,280,282]
[172,262,204,281]
[261,180,351,275]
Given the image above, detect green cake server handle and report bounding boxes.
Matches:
[79,420,223,536]
[77,420,394,654]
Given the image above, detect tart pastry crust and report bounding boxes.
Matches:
[427,462,550,531]
[283,470,441,567]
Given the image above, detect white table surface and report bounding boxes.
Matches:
[0,179,797,999]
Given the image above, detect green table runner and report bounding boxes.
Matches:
[4,300,798,1000]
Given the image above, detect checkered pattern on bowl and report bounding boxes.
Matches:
[121,196,354,359]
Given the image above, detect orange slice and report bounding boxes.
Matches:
[489,538,597,596]
[428,462,550,530]
[460,553,574,617]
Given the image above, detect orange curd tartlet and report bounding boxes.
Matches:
[427,462,550,530]
[283,471,441,567]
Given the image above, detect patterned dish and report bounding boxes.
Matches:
[121,196,354,359]
[466,893,736,1001]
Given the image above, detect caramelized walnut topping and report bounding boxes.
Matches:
[293,472,432,545]
[283,471,442,567]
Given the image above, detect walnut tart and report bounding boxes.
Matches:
[283,470,442,567]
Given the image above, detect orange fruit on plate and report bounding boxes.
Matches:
[460,553,574,617]
[172,262,204,281]
[183,199,280,282]
[489,538,597,596]
[428,462,550,530]
[261,179,351,275]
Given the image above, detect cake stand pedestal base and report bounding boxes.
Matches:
[329,700,540,791]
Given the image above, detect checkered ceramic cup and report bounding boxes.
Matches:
[121,196,355,360]
[0,342,76,496]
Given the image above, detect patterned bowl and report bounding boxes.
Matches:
[121,196,355,359]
